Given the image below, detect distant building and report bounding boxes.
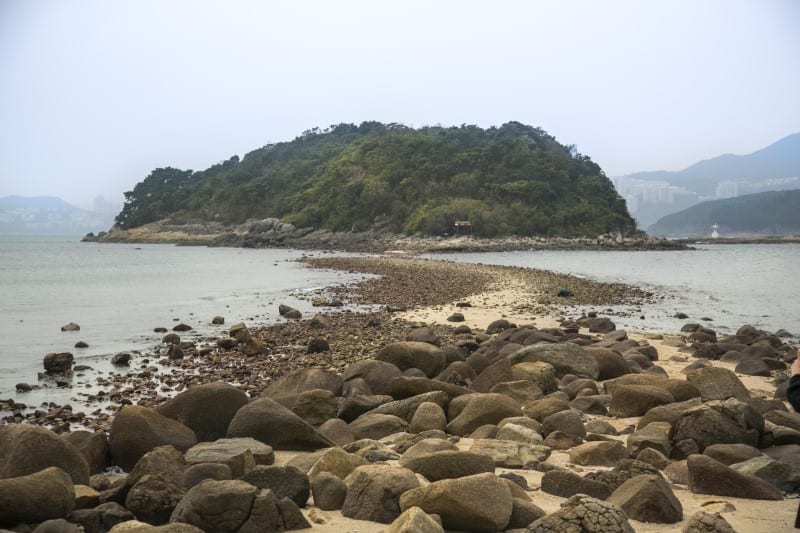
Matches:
[715,181,740,199]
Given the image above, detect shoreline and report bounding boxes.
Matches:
[83,219,690,253]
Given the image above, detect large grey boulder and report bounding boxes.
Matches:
[156,382,248,442]
[409,402,447,433]
[341,464,420,523]
[509,343,599,379]
[399,450,495,481]
[63,430,110,476]
[685,366,750,401]
[671,401,759,454]
[343,360,403,395]
[376,342,446,378]
[184,438,274,477]
[349,413,408,440]
[226,397,335,450]
[291,389,337,426]
[687,454,783,500]
[262,368,343,398]
[608,384,675,418]
[469,439,550,468]
[369,391,449,422]
[386,506,444,533]
[569,441,628,467]
[0,467,75,526]
[607,474,682,523]
[541,469,611,500]
[527,494,634,533]
[307,447,368,481]
[0,424,90,485]
[240,465,309,508]
[399,473,513,532]
[511,362,558,394]
[445,393,522,436]
[109,406,197,472]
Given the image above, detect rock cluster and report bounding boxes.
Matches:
[3,311,798,532]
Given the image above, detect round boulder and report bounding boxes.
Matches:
[156,382,249,443]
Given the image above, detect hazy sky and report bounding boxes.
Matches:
[1,1,798,209]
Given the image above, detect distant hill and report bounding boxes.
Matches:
[0,195,115,235]
[648,190,800,237]
[114,121,636,238]
[623,132,800,196]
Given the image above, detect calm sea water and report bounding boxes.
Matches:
[427,244,800,338]
[2,237,797,409]
[0,236,367,405]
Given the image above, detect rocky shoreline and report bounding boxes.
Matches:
[83,218,689,253]
[1,255,799,532]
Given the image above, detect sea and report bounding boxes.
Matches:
[0,236,798,409]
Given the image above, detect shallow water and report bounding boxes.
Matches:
[0,235,367,405]
[425,243,800,337]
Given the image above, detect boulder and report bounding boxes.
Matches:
[184,439,266,477]
[703,443,762,466]
[490,380,544,404]
[527,494,634,533]
[569,441,628,467]
[349,413,408,440]
[511,362,558,394]
[735,358,772,377]
[125,474,184,525]
[61,322,80,331]
[342,360,403,395]
[399,450,495,481]
[307,448,369,481]
[469,439,550,468]
[0,424,90,485]
[111,352,131,366]
[63,430,110,476]
[541,469,611,500]
[585,459,663,492]
[341,464,420,523]
[240,465,309,507]
[156,383,248,442]
[337,394,392,422]
[376,342,446,378]
[43,352,74,373]
[687,454,783,500]
[317,418,355,446]
[182,463,232,489]
[226,397,335,450]
[445,393,522,436]
[509,343,599,379]
[469,358,514,393]
[682,510,737,533]
[607,384,675,418]
[627,422,672,457]
[310,471,347,511]
[385,506,444,533]
[278,304,302,319]
[607,474,682,523]
[370,391,449,422]
[496,423,544,445]
[109,406,197,472]
[405,326,441,346]
[671,401,759,454]
[0,467,75,526]
[291,389,338,426]
[730,455,792,489]
[541,409,586,438]
[685,366,750,401]
[262,368,343,398]
[169,479,256,531]
[409,401,447,433]
[229,322,251,343]
[390,376,470,401]
[399,473,513,532]
[522,396,570,422]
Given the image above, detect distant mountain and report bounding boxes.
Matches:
[624,132,800,196]
[0,195,115,235]
[648,189,800,237]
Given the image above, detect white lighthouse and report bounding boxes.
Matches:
[711,223,719,239]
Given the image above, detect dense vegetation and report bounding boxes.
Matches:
[116,122,635,237]
[648,190,800,237]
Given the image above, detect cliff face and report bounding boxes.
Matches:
[114,121,635,238]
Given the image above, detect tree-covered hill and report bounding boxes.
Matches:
[648,189,800,237]
[115,122,635,237]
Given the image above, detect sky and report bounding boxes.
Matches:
[1,1,798,210]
